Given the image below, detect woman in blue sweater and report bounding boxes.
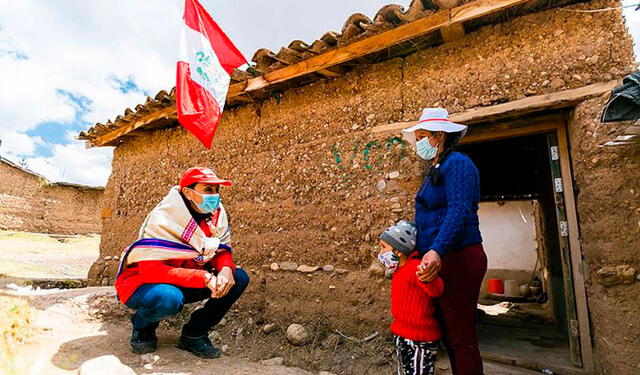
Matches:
[402,108,487,375]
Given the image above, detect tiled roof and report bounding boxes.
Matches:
[79,0,443,143]
[79,0,571,145]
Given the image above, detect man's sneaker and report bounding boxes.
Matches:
[130,323,158,354]
[176,335,221,359]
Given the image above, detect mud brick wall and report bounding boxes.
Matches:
[0,162,103,235]
[568,97,640,374]
[91,1,636,373]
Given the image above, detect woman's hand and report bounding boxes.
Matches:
[416,250,441,282]
[212,266,235,298]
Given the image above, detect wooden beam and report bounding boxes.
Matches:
[228,94,254,104]
[461,121,560,144]
[371,81,618,135]
[556,124,595,372]
[227,0,534,98]
[481,351,586,375]
[440,23,466,42]
[317,66,348,78]
[88,106,176,147]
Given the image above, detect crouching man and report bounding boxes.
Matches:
[114,167,249,358]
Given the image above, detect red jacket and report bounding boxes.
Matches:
[390,257,444,342]
[115,218,235,305]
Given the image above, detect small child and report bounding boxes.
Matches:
[378,220,444,375]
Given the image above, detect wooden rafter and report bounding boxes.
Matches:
[371,80,619,135]
[317,66,348,78]
[89,106,177,147]
[227,0,533,97]
[440,23,466,42]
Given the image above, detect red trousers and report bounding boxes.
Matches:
[437,243,487,375]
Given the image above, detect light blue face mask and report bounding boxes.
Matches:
[192,191,220,213]
[416,136,439,160]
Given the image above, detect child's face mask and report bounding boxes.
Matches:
[378,251,399,271]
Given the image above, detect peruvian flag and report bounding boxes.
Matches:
[177,0,246,148]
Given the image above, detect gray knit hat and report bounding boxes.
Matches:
[379,220,417,257]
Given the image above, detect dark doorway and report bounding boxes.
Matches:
[458,133,574,370]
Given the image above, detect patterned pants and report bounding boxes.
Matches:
[395,335,439,375]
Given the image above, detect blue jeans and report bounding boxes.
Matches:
[125,268,249,337]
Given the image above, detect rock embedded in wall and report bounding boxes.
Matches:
[596,265,637,287]
[402,0,635,119]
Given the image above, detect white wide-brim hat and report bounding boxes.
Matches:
[402,107,468,145]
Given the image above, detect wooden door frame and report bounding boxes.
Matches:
[461,119,594,373]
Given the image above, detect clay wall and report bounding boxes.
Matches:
[90,1,637,373]
[568,97,640,374]
[0,162,103,235]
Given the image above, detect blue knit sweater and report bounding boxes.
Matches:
[415,151,482,257]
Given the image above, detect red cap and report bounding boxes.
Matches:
[179,167,233,189]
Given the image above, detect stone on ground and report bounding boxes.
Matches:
[261,357,285,366]
[280,261,298,271]
[78,355,136,375]
[286,323,309,346]
[368,260,385,277]
[262,322,278,334]
[297,265,319,273]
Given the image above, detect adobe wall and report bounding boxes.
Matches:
[568,97,640,374]
[90,1,636,373]
[0,162,103,235]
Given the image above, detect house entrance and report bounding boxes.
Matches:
[457,119,591,374]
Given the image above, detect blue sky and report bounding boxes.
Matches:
[0,0,638,186]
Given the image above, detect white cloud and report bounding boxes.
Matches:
[0,56,77,132]
[0,129,40,155]
[21,143,112,187]
[0,0,181,129]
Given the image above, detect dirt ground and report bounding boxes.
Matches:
[0,231,99,279]
[0,288,314,375]
[0,287,541,375]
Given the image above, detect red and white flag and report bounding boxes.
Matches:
[177,0,246,148]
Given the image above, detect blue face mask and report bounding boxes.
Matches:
[416,137,439,160]
[192,191,220,213]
